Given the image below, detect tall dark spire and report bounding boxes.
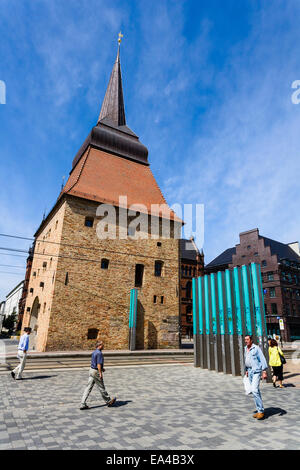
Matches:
[98,45,126,127]
[71,34,149,169]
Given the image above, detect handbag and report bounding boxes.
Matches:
[243,375,252,395]
[278,347,286,365]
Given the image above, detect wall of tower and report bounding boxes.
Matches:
[23,195,181,351]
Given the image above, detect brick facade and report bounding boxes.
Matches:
[205,228,300,341]
[22,196,181,351]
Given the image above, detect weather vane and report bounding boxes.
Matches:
[118,31,123,45]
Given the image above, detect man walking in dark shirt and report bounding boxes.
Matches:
[80,340,116,410]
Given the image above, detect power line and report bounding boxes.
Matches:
[0,247,179,274]
[0,232,183,262]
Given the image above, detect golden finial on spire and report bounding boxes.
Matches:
[118,31,124,45]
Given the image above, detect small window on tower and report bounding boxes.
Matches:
[85,217,94,228]
[101,259,109,270]
[153,295,157,304]
[87,328,99,340]
[135,264,144,287]
[154,261,163,277]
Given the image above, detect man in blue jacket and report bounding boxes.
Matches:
[244,335,268,420]
[11,327,31,380]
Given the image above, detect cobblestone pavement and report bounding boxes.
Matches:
[0,364,299,450]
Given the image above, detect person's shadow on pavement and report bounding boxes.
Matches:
[21,375,57,380]
[88,400,132,409]
[264,407,287,418]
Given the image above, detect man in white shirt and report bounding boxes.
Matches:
[11,327,31,380]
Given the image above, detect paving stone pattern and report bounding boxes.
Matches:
[0,364,299,450]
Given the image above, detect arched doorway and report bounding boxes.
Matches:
[29,297,40,350]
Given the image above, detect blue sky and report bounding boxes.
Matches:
[0,0,300,300]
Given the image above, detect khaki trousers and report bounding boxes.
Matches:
[13,351,27,379]
[81,368,111,405]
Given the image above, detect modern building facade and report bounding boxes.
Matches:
[21,43,182,351]
[180,238,204,339]
[2,281,24,329]
[205,228,300,341]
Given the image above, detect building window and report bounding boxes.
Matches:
[153,295,157,304]
[87,328,99,340]
[184,266,188,276]
[43,262,47,270]
[43,303,46,313]
[271,303,278,315]
[254,252,258,256]
[247,245,251,250]
[186,281,192,299]
[267,272,274,281]
[26,307,31,312]
[161,296,164,304]
[188,267,192,276]
[101,259,109,270]
[30,288,34,294]
[85,217,94,228]
[55,220,58,230]
[270,287,276,298]
[186,305,192,323]
[65,272,69,286]
[181,265,184,276]
[154,261,163,277]
[157,242,162,247]
[40,282,44,288]
[262,260,267,267]
[135,264,144,287]
[33,272,36,277]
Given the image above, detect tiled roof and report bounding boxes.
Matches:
[261,236,300,262]
[60,146,181,222]
[205,247,236,268]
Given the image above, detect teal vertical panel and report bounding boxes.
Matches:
[133,289,138,328]
[129,289,133,328]
[210,274,217,334]
[217,271,225,335]
[198,277,204,334]
[233,267,243,335]
[242,265,252,335]
[250,263,263,337]
[192,278,197,335]
[225,270,234,335]
[204,275,210,334]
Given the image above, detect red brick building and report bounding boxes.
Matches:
[180,238,204,338]
[205,228,300,342]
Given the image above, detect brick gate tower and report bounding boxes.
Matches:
[22,40,182,351]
